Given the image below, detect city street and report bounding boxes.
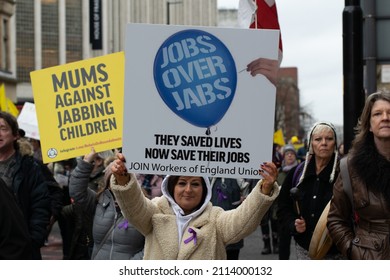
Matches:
[239,224,297,260]
[41,222,297,260]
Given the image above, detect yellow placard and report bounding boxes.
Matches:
[30,52,124,163]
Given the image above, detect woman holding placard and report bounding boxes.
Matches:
[109,153,279,260]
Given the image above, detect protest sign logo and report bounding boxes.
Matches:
[153,29,237,134]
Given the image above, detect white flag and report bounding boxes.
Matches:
[238,0,257,28]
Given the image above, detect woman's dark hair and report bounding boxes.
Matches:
[350,91,390,205]
[167,176,208,212]
[0,111,20,150]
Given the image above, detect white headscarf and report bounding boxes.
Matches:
[161,175,212,244]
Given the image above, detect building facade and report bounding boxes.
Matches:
[0,0,217,104]
[0,0,16,99]
[276,67,302,141]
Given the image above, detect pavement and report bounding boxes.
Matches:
[239,224,297,260]
[41,222,297,260]
[41,222,64,260]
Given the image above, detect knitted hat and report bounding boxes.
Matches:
[18,128,26,138]
[283,144,297,157]
[297,122,338,185]
[306,122,337,154]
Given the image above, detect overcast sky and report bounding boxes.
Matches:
[218,0,345,126]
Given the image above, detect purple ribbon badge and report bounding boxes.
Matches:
[118,219,129,230]
[184,228,197,245]
[217,186,227,203]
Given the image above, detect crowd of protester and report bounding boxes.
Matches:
[1,90,389,260]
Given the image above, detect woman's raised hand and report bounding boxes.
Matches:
[259,161,278,195]
[111,152,130,185]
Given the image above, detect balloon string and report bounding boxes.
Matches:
[204,125,218,169]
[205,125,217,136]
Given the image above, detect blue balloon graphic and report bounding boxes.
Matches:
[154,29,237,130]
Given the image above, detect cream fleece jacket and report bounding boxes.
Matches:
[110,174,279,260]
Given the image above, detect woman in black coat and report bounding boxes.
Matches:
[277,122,342,259]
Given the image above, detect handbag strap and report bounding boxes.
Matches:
[91,223,115,259]
[340,156,353,206]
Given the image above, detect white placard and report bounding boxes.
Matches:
[123,23,279,179]
[17,102,40,140]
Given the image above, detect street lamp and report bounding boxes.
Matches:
[167,1,182,25]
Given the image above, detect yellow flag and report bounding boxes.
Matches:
[6,98,19,117]
[0,83,6,111]
[273,129,286,147]
[0,83,19,117]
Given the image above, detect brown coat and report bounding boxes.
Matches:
[327,158,390,260]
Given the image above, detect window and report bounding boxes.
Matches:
[16,0,34,82]
[1,17,10,72]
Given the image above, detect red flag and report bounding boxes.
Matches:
[239,0,283,62]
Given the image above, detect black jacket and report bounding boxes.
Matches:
[277,154,339,252]
[11,152,51,259]
[0,178,32,259]
[210,178,244,250]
